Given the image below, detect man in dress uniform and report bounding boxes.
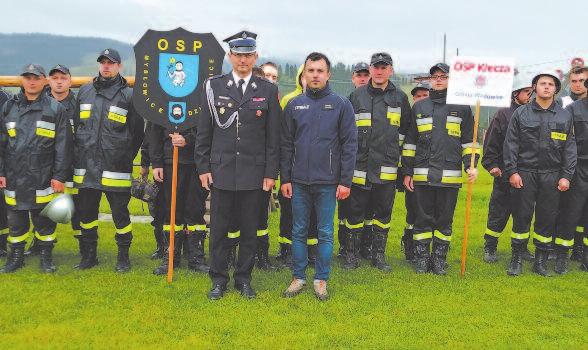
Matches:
[195,31,281,300]
[73,49,144,272]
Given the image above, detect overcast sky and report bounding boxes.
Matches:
[2,0,586,73]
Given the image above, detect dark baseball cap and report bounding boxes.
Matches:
[411,81,432,96]
[20,63,46,77]
[352,62,369,73]
[97,48,121,63]
[370,52,393,66]
[429,62,450,75]
[49,64,71,76]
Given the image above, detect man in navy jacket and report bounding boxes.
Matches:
[280,52,357,301]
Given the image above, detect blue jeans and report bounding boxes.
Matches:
[291,183,337,281]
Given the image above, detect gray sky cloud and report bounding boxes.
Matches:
[2,0,586,73]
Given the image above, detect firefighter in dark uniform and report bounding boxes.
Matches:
[195,31,280,300]
[150,121,210,274]
[138,122,165,260]
[0,64,72,273]
[556,77,588,272]
[73,49,144,272]
[481,75,534,263]
[346,52,411,271]
[403,63,480,275]
[0,87,10,259]
[400,81,431,263]
[503,71,576,276]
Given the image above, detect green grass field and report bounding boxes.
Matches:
[1,170,587,349]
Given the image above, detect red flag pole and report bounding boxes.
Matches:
[167,144,179,284]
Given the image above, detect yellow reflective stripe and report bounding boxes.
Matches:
[108,112,127,124]
[462,143,481,156]
[413,168,429,182]
[7,232,29,244]
[584,237,588,246]
[442,170,463,184]
[485,228,502,238]
[434,230,452,242]
[35,231,57,242]
[373,219,391,229]
[534,232,553,244]
[80,111,91,119]
[187,224,207,231]
[278,236,292,244]
[307,238,318,245]
[80,220,98,230]
[227,231,240,239]
[36,187,55,204]
[73,230,81,236]
[7,128,16,137]
[101,171,132,187]
[402,149,416,157]
[554,237,574,247]
[356,119,372,127]
[417,123,433,132]
[4,190,16,206]
[116,223,132,234]
[511,231,530,240]
[355,113,371,127]
[80,104,92,119]
[414,231,433,240]
[163,224,171,231]
[446,122,461,137]
[345,219,364,230]
[380,166,397,181]
[257,229,269,237]
[64,187,79,195]
[0,228,8,235]
[551,132,567,141]
[387,107,401,126]
[352,170,367,185]
[576,226,585,233]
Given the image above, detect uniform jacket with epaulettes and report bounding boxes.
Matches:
[348,80,411,188]
[195,73,281,191]
[402,90,479,188]
[72,75,144,192]
[0,91,72,210]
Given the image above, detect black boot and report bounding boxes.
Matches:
[431,242,449,275]
[532,248,551,277]
[276,243,292,268]
[371,231,391,272]
[74,238,98,270]
[521,244,535,262]
[507,245,523,276]
[153,232,182,275]
[307,244,317,265]
[554,247,569,275]
[342,231,359,269]
[0,244,25,273]
[483,237,498,263]
[256,235,276,270]
[150,226,164,260]
[570,233,583,262]
[359,228,373,261]
[39,244,57,273]
[188,231,210,273]
[24,236,41,257]
[413,240,430,274]
[0,234,7,258]
[337,222,346,260]
[115,244,131,273]
[401,227,415,262]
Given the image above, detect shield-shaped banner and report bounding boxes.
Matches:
[133,27,224,131]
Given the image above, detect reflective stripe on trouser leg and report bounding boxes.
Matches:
[433,230,452,243]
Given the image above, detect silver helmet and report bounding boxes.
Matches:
[40,193,75,224]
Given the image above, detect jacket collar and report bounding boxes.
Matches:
[530,98,556,113]
[367,79,395,96]
[93,74,127,100]
[305,82,331,100]
[429,89,447,104]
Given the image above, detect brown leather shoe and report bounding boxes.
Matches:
[313,280,329,301]
[283,278,306,298]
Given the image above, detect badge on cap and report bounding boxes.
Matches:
[256,110,262,117]
[105,49,110,55]
[228,103,233,108]
[29,64,34,70]
[379,55,383,59]
[220,107,226,115]
[242,32,247,39]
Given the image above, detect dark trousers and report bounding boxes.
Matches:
[277,191,317,245]
[484,178,512,240]
[404,188,417,227]
[413,185,459,246]
[162,163,208,231]
[6,207,56,247]
[556,163,588,249]
[209,187,263,286]
[346,183,396,235]
[78,188,132,245]
[510,171,560,250]
[0,193,7,233]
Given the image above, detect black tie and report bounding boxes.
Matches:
[237,79,245,97]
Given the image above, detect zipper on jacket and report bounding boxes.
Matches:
[329,148,333,174]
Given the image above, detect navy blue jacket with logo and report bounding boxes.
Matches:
[280,84,357,187]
